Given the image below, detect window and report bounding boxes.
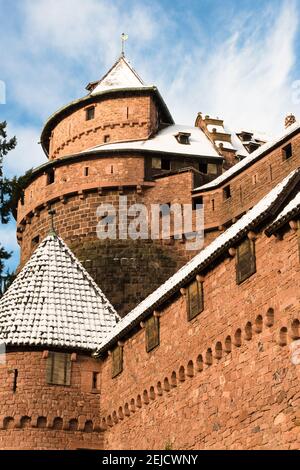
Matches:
[31,235,40,249]
[282,143,292,160]
[152,157,162,169]
[84,167,89,177]
[236,238,256,284]
[46,169,55,185]
[86,106,95,121]
[161,158,171,170]
[199,162,208,174]
[92,372,100,390]
[223,185,231,200]
[207,163,218,175]
[112,345,123,378]
[175,132,191,145]
[104,134,110,143]
[186,279,204,321]
[46,352,71,386]
[192,196,203,211]
[145,315,160,352]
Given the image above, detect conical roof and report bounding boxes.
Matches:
[0,234,119,351]
[89,55,147,95]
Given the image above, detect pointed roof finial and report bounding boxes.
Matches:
[48,209,57,236]
[121,33,128,57]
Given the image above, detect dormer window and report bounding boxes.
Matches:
[175,132,191,145]
[85,106,95,121]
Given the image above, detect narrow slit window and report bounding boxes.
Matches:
[46,169,55,185]
[236,238,256,284]
[223,185,231,200]
[84,167,89,177]
[46,352,71,386]
[92,372,100,390]
[186,279,204,321]
[145,315,160,352]
[282,143,292,160]
[104,135,110,143]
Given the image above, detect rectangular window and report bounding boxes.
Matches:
[192,196,203,211]
[199,162,208,174]
[187,280,204,321]
[46,352,71,386]
[145,315,160,352]
[161,158,171,170]
[223,185,231,200]
[92,372,100,390]
[31,235,40,249]
[112,345,123,378]
[236,238,256,284]
[152,157,162,169]
[282,143,292,160]
[86,106,95,121]
[84,167,89,177]
[46,169,55,185]
[104,134,110,143]
[207,163,218,175]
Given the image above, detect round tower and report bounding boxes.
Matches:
[16,55,222,316]
[0,233,119,449]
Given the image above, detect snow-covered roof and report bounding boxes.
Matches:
[90,56,148,95]
[95,168,299,355]
[194,122,300,192]
[265,190,300,236]
[0,233,119,351]
[83,125,220,159]
[215,140,235,151]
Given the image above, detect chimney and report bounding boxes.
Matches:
[285,114,296,129]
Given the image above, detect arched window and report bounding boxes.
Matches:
[179,366,185,381]
[245,322,252,341]
[255,315,263,333]
[266,308,275,327]
[215,342,222,359]
[234,329,242,347]
[225,336,232,353]
[197,355,203,371]
[205,348,213,365]
[279,327,288,346]
[187,360,194,377]
[171,371,177,387]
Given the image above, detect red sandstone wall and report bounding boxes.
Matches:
[197,134,300,230]
[99,227,300,450]
[49,95,156,159]
[0,350,103,450]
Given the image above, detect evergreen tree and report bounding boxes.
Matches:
[0,121,17,295]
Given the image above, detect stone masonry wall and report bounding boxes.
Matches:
[0,350,104,449]
[49,95,157,159]
[197,133,300,230]
[99,227,300,450]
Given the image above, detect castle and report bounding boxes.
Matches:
[0,54,299,450]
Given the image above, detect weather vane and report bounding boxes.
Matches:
[121,33,128,57]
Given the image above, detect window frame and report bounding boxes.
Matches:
[236,238,256,284]
[145,315,160,353]
[46,352,71,386]
[111,345,123,379]
[186,279,204,321]
[85,106,95,121]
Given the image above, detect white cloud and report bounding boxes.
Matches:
[3,124,45,177]
[160,0,299,135]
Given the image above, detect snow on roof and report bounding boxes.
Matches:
[83,125,220,159]
[91,56,148,95]
[265,190,300,235]
[215,140,235,151]
[206,124,227,134]
[0,234,120,351]
[95,168,299,355]
[195,122,300,191]
[223,125,249,158]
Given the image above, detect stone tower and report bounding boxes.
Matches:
[16,55,223,316]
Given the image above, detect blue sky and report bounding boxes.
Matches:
[0,0,299,272]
